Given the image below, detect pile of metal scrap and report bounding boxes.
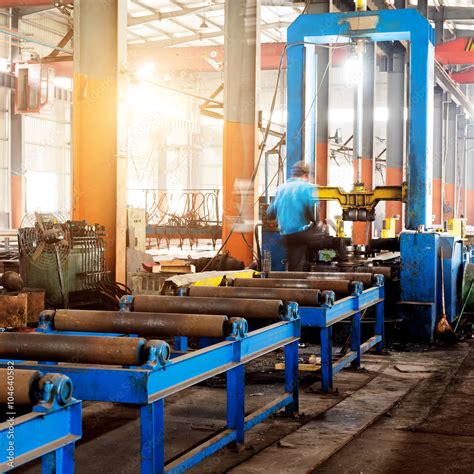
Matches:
[145,189,222,249]
[0,230,19,273]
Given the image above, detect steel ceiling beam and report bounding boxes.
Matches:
[128,0,303,27]
[366,0,474,117]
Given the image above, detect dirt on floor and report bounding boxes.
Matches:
[17,338,474,474]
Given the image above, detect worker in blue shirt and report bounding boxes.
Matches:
[267,161,324,271]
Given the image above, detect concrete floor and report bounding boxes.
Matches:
[19,338,474,473]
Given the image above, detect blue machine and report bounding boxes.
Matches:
[0,370,81,473]
[299,277,384,392]
[263,9,467,341]
[2,310,300,473]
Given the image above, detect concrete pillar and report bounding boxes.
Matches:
[467,86,474,225]
[432,87,443,225]
[222,0,260,264]
[418,0,428,17]
[385,49,406,234]
[444,102,457,220]
[10,9,23,228]
[435,20,444,45]
[353,42,375,245]
[455,114,467,219]
[73,0,128,282]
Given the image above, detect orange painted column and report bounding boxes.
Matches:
[432,177,442,226]
[385,49,406,235]
[468,190,474,225]
[442,102,458,221]
[432,88,443,226]
[352,159,373,244]
[72,0,128,282]
[10,91,24,228]
[10,175,24,228]
[352,43,375,246]
[222,0,260,265]
[315,44,329,220]
[386,168,404,234]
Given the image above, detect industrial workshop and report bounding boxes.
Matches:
[0,0,473,472]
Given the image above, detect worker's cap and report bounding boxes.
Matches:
[291,161,310,176]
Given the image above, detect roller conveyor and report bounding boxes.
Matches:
[188,285,321,306]
[0,333,170,366]
[52,309,233,338]
[231,277,352,295]
[130,294,287,320]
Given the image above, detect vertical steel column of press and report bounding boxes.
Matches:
[406,17,434,229]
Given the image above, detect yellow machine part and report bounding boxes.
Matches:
[381,216,400,239]
[446,218,465,238]
[190,271,256,287]
[317,184,406,212]
[335,217,346,238]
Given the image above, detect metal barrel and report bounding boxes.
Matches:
[0,333,165,366]
[232,278,351,295]
[0,368,41,405]
[54,309,229,338]
[268,271,374,286]
[188,285,320,307]
[133,295,285,320]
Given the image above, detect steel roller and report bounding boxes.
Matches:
[53,309,230,338]
[0,333,169,366]
[0,368,41,405]
[188,285,321,306]
[0,368,73,407]
[231,278,351,295]
[268,271,374,286]
[132,295,285,320]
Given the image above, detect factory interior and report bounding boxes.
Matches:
[0,0,474,472]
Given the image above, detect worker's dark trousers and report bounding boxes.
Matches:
[283,227,324,271]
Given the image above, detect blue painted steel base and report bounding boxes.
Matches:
[3,319,300,473]
[400,231,465,342]
[261,230,286,271]
[0,401,81,473]
[299,285,384,392]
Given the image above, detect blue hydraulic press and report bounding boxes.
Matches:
[261,9,467,341]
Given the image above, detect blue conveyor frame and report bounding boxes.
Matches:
[1,317,300,474]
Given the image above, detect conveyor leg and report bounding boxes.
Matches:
[140,399,165,474]
[375,301,384,351]
[351,312,362,369]
[320,327,333,393]
[41,443,75,474]
[284,340,299,414]
[226,364,245,444]
[174,336,188,352]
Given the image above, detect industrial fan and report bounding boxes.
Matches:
[18,212,70,307]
